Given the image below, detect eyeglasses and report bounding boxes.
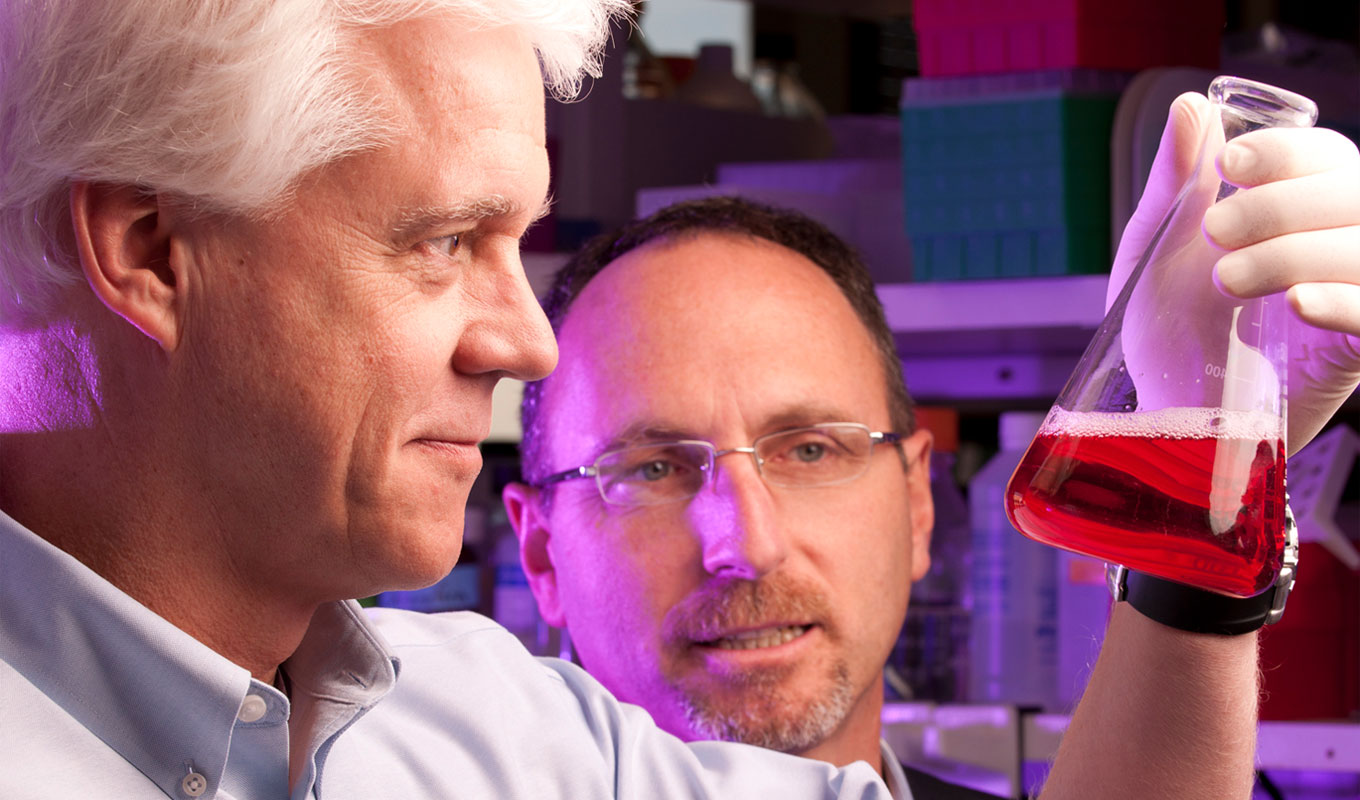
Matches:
[537,423,901,507]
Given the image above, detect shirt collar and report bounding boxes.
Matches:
[880,739,916,800]
[286,600,400,796]
[0,509,397,799]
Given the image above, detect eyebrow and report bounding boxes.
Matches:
[759,404,865,433]
[392,193,553,237]
[600,422,704,455]
[597,403,864,454]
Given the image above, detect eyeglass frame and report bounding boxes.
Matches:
[534,422,903,506]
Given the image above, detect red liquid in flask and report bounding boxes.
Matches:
[1005,408,1286,598]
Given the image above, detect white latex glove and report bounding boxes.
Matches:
[1110,91,1360,456]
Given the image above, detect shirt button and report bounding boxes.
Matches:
[181,771,207,797]
[238,694,268,723]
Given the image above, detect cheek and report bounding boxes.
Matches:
[864,506,917,604]
[806,492,915,613]
[194,273,354,414]
[359,329,434,405]
[552,514,693,644]
[340,300,468,430]
[557,541,653,626]
[865,510,918,643]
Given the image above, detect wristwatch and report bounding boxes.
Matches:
[1106,503,1299,636]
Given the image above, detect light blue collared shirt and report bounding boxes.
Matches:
[0,510,891,799]
[881,740,916,800]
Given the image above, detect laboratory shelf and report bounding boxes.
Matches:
[876,275,1107,343]
[875,274,1360,408]
[1257,721,1360,773]
[875,275,1108,402]
[1025,715,1360,773]
[884,702,1360,798]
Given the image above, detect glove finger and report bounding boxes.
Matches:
[1108,92,1217,310]
[1215,226,1360,297]
[1288,282,1360,339]
[1138,93,1216,218]
[1218,126,1360,187]
[1204,166,1360,250]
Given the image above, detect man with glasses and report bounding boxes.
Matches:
[504,113,1360,796]
[501,197,989,797]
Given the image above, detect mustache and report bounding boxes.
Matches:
[662,574,832,645]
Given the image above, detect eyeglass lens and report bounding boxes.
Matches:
[594,424,876,506]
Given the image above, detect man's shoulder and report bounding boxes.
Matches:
[334,609,898,799]
[357,605,624,727]
[0,657,163,796]
[361,606,589,686]
[363,606,507,646]
[902,765,1006,800]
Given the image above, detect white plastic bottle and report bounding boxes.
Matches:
[967,411,1057,709]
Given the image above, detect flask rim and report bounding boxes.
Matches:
[1209,75,1318,129]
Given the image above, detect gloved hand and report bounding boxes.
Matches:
[1109,90,1360,456]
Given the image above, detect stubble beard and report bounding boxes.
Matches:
[677,659,855,753]
[662,574,858,754]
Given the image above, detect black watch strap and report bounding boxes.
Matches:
[1106,503,1299,636]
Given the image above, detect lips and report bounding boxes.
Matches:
[702,624,812,651]
[410,438,481,455]
[410,412,491,449]
[664,576,833,659]
[408,438,484,472]
[413,437,479,447]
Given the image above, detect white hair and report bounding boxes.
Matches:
[0,0,631,325]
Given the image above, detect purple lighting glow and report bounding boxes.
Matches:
[0,322,100,434]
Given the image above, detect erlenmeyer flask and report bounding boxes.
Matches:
[1004,77,1317,599]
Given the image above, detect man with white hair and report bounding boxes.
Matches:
[0,1,833,797]
[0,2,920,797]
[3,2,1359,799]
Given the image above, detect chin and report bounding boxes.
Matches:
[346,506,467,596]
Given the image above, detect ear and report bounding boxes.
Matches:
[69,181,182,350]
[898,428,935,583]
[502,481,566,627]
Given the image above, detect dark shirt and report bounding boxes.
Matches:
[904,765,1007,800]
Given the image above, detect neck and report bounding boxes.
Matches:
[0,318,316,682]
[2,429,318,681]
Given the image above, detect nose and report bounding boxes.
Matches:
[452,248,558,381]
[691,452,789,579]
